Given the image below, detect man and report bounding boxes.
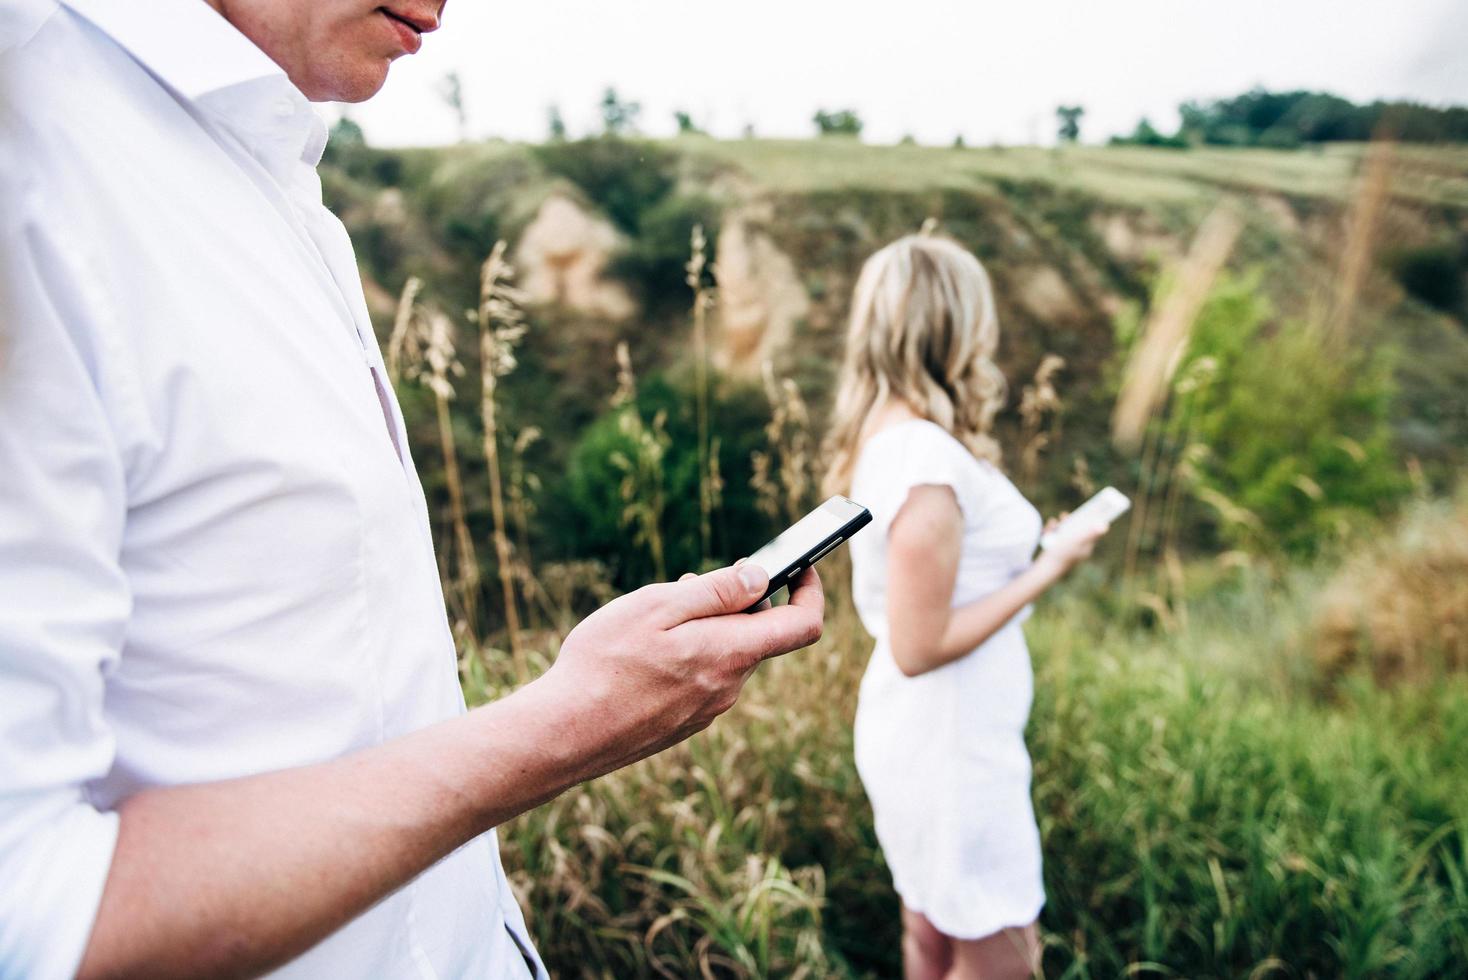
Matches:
[0,1,824,977]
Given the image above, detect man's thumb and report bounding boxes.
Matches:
[662,563,768,624]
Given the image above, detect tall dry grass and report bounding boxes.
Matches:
[476,240,531,680]
[1017,353,1066,493]
[751,361,816,524]
[1313,490,1468,686]
[610,341,672,581]
[389,279,481,642]
[688,224,717,565]
[1111,205,1241,622]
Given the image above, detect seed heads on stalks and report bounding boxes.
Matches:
[687,224,717,564]
[1018,353,1066,492]
[610,341,670,582]
[477,240,531,681]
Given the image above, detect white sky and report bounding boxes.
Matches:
[337,0,1468,147]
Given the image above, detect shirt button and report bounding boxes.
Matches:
[273,97,296,119]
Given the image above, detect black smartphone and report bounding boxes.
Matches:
[745,495,872,607]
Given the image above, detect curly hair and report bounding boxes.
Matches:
[823,234,1007,495]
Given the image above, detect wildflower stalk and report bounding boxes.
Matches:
[385,276,422,387]
[427,310,479,643]
[611,342,669,581]
[477,241,530,682]
[687,225,715,564]
[1017,353,1066,494]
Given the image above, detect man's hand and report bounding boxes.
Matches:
[540,563,825,782]
[73,565,823,980]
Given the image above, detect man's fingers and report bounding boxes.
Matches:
[655,563,769,626]
[671,567,825,669]
[784,565,824,615]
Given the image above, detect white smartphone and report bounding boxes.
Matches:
[1039,486,1131,550]
[746,495,872,606]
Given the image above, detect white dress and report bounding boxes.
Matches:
[849,419,1046,939]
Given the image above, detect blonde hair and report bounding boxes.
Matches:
[822,234,1006,494]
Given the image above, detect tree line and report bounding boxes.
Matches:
[1111,87,1468,148]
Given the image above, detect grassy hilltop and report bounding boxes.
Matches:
[322,135,1468,977]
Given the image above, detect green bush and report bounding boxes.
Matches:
[1174,277,1409,555]
[813,109,864,138]
[531,137,677,235]
[557,371,778,588]
[1390,244,1466,314]
[609,194,722,315]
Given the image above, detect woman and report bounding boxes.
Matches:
[824,235,1111,979]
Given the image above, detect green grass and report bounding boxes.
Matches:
[680,137,1468,209]
[467,570,1468,978]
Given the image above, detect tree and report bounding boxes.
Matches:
[600,87,641,136]
[1055,105,1084,143]
[673,110,704,135]
[436,70,467,143]
[546,104,567,141]
[813,108,863,138]
[329,115,366,149]
[1110,117,1188,148]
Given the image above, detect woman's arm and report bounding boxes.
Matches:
[885,486,1102,678]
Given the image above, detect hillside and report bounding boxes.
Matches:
[317,135,1468,977]
[320,135,1468,579]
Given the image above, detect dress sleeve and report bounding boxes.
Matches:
[0,181,128,979]
[857,424,976,537]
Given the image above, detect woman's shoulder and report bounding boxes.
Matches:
[859,417,967,456]
[851,419,988,516]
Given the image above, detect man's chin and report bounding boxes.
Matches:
[297,61,393,104]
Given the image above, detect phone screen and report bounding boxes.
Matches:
[747,503,853,579]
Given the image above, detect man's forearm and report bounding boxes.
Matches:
[77,674,588,980]
[74,563,824,979]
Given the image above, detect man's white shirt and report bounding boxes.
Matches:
[0,1,544,976]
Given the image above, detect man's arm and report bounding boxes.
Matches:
[0,169,824,978]
[79,566,823,980]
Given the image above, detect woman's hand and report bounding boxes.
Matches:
[1033,512,1110,583]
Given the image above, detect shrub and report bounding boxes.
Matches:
[609,195,722,315]
[1175,278,1409,555]
[530,137,677,235]
[813,109,863,138]
[558,371,777,588]
[1389,243,1466,314]
[1110,118,1189,149]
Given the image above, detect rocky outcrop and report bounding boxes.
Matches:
[515,193,635,319]
[1015,265,1084,321]
[1095,212,1181,264]
[714,207,810,372]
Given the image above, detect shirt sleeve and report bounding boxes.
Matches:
[860,424,978,537]
[0,183,128,979]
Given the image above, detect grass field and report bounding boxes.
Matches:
[384,137,1468,211]
[464,551,1468,978]
[361,130,1468,977]
[681,137,1468,208]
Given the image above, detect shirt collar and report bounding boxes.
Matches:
[0,0,58,55]
[61,0,327,171]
